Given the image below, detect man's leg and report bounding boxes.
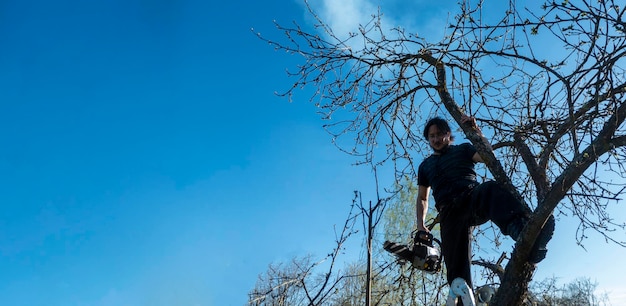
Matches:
[470,181,530,229]
[470,181,555,263]
[439,204,473,289]
[506,214,555,263]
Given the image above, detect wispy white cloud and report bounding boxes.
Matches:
[304,0,457,44]
[319,0,379,38]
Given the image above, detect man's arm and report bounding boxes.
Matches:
[462,115,489,163]
[416,185,431,232]
[472,152,484,163]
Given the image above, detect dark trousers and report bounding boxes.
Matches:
[438,181,529,287]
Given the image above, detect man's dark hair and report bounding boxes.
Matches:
[423,117,454,140]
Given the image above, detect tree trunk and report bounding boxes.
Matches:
[490,257,535,305]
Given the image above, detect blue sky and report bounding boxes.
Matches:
[1,0,625,305]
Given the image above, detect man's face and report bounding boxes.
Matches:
[427,125,451,153]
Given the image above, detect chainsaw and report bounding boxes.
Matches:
[383,230,442,273]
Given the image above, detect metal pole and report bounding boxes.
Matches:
[366,200,373,306]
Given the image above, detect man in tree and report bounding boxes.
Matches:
[416,115,555,304]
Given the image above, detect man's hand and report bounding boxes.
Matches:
[462,114,485,138]
[416,223,430,233]
[462,115,488,163]
[461,114,478,129]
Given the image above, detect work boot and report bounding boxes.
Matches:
[529,215,555,263]
[506,215,555,264]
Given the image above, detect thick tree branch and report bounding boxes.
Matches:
[513,132,550,202]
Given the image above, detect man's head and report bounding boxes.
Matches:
[423,117,454,153]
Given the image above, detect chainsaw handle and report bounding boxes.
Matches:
[414,230,433,244]
[426,214,440,231]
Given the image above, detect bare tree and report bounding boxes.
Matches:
[248,198,361,305]
[256,0,626,304]
[530,277,611,306]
